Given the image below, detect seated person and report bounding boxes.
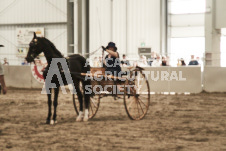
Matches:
[161,56,167,66]
[102,42,122,77]
[152,55,162,67]
[121,54,130,67]
[138,55,148,67]
[188,55,199,65]
[181,58,186,66]
[3,58,9,65]
[21,59,29,65]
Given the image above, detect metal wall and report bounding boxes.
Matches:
[0,0,66,24]
[89,0,161,59]
[89,0,112,58]
[168,1,205,38]
[169,14,205,37]
[0,24,67,65]
[0,0,67,65]
[171,26,204,38]
[216,0,226,29]
[1,0,162,64]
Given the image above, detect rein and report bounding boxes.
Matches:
[81,46,102,57]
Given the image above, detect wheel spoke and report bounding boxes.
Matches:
[91,98,98,108]
[138,98,148,108]
[89,102,94,114]
[137,99,145,114]
[129,88,136,95]
[127,97,136,110]
[136,100,140,118]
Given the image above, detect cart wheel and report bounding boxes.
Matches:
[124,70,150,120]
[72,81,100,119]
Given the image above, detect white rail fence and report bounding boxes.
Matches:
[3,66,226,93]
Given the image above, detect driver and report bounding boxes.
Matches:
[102,42,121,77]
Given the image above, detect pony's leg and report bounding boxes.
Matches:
[83,81,90,122]
[52,87,59,124]
[46,88,52,124]
[75,81,84,122]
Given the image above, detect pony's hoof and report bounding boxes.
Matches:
[76,117,83,122]
[76,111,84,122]
[83,116,89,122]
[50,120,55,125]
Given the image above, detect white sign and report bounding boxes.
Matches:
[16,28,44,45]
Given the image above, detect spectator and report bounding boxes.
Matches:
[162,56,167,66]
[21,59,29,65]
[188,55,199,65]
[196,56,203,67]
[147,52,156,66]
[0,45,7,94]
[177,59,181,66]
[121,54,130,67]
[180,58,186,66]
[3,58,9,65]
[147,58,152,66]
[152,55,162,67]
[166,56,170,66]
[196,56,201,65]
[138,55,148,67]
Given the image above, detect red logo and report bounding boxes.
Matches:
[31,62,47,83]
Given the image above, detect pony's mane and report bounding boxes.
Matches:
[42,37,63,57]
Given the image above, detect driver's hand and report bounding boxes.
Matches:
[102,46,106,51]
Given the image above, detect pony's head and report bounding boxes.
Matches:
[25,32,43,63]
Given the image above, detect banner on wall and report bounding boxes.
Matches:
[16,28,44,45]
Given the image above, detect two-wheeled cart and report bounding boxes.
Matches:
[72,66,150,120]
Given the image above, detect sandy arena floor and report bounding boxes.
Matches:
[0,89,226,150]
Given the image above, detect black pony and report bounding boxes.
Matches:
[26,32,90,124]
